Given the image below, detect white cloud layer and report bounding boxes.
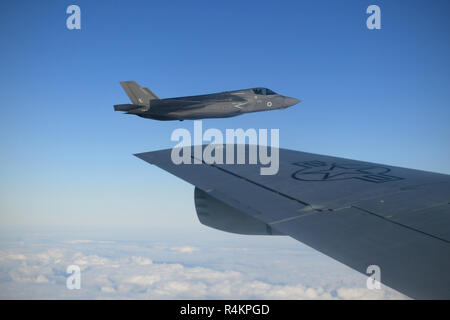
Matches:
[0,237,407,300]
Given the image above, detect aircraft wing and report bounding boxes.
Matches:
[149,99,207,112]
[135,146,450,299]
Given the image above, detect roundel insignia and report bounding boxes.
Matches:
[267,101,272,107]
[291,161,403,183]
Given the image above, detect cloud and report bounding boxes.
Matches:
[101,286,116,294]
[0,239,407,300]
[73,253,109,268]
[36,249,64,263]
[170,246,199,254]
[0,253,26,261]
[66,240,94,244]
[9,272,49,284]
[130,256,152,265]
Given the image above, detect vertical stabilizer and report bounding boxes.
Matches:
[120,81,159,106]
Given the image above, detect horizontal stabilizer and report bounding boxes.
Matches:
[113,104,141,112]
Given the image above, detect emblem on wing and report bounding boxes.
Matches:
[291,160,403,183]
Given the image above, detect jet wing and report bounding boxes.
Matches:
[148,99,207,113]
[135,146,450,299]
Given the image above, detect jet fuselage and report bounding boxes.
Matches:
[114,82,300,121]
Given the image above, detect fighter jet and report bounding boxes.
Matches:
[114,81,300,121]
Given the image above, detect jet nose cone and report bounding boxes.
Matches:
[284,97,300,107]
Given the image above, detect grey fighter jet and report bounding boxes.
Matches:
[114,81,300,121]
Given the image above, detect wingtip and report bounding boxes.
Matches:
[133,148,176,165]
[133,151,159,164]
[133,152,146,159]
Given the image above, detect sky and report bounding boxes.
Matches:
[0,0,449,299]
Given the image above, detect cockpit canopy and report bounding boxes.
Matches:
[252,87,277,95]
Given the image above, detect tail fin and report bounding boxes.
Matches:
[120,81,159,106]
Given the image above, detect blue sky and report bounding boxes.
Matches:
[0,0,448,299]
[1,0,449,230]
